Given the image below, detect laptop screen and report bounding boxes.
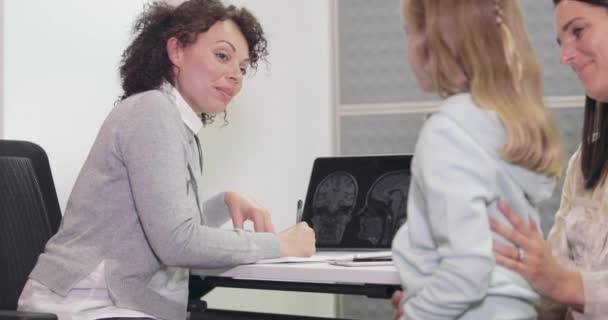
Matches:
[301,154,412,250]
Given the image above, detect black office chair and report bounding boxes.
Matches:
[0,140,60,320]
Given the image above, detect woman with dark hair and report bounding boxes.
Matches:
[17,1,315,319]
[489,0,608,319]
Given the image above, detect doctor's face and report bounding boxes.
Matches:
[169,19,250,114]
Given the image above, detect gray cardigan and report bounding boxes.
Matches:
[30,87,280,320]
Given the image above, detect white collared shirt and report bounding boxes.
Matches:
[163,82,203,134]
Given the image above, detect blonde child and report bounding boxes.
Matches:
[392,0,563,319]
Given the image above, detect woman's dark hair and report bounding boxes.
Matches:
[553,0,608,189]
[119,0,268,123]
[553,0,608,7]
[580,97,608,189]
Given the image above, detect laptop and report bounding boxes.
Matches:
[300,154,412,259]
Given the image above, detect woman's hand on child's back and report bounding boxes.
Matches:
[391,290,404,320]
[491,200,584,310]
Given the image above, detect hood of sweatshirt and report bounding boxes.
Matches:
[436,93,556,204]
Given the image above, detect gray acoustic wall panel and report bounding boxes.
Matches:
[337,0,435,104]
[337,0,583,106]
[340,113,425,155]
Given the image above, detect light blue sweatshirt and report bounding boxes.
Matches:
[392,93,556,319]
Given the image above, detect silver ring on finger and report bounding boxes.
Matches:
[517,248,525,261]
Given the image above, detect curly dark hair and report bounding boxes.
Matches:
[119,0,268,124]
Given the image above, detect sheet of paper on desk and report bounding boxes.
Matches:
[351,251,392,261]
[255,253,355,264]
[330,260,394,267]
[255,251,392,264]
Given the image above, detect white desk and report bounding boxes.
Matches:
[195,262,399,285]
[191,263,401,319]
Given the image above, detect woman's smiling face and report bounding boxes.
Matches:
[555,0,608,102]
[168,19,250,114]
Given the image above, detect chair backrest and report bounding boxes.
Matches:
[0,140,62,310]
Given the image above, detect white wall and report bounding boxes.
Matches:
[4,0,144,206]
[199,0,334,228]
[2,0,334,316]
[195,0,336,316]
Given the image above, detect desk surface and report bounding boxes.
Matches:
[191,262,402,319]
[194,262,400,285]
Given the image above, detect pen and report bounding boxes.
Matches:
[352,256,392,262]
[296,199,303,223]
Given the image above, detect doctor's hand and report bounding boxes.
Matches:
[224,191,275,233]
[278,222,316,257]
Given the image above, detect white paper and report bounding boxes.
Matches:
[255,253,354,264]
[254,251,392,264]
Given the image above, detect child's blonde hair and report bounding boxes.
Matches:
[403,0,563,177]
